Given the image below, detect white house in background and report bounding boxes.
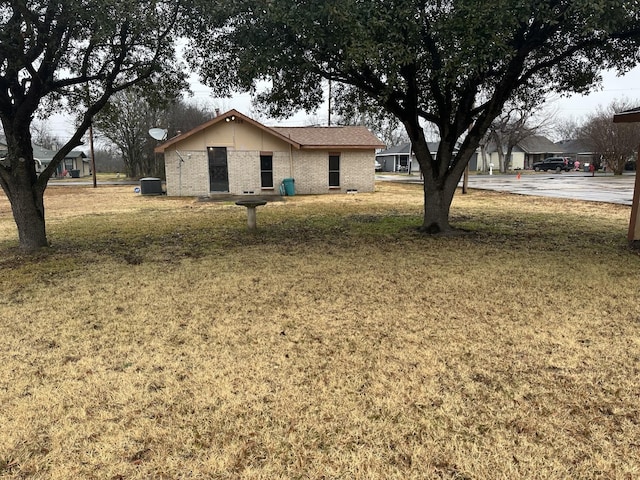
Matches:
[32,144,90,177]
[376,142,480,172]
[0,135,90,177]
[486,135,564,170]
[154,109,385,197]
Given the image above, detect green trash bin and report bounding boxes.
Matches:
[282,178,295,196]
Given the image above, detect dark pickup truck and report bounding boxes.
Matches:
[532,157,574,172]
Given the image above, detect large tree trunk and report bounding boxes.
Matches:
[0,128,49,251]
[6,182,48,251]
[403,117,468,234]
[420,174,458,233]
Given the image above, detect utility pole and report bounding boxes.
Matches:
[328,77,332,127]
[89,122,97,188]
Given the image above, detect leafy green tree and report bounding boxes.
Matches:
[0,0,187,251]
[186,0,640,233]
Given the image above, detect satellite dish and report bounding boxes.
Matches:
[148,128,168,141]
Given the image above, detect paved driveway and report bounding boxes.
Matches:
[377,172,637,206]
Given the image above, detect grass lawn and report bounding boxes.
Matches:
[1,182,639,479]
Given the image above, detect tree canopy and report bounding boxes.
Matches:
[186,0,640,233]
[0,0,188,250]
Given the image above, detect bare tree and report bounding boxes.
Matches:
[94,93,214,178]
[31,122,63,151]
[554,117,583,142]
[487,106,552,173]
[581,100,640,175]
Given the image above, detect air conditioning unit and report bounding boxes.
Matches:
[139,177,163,195]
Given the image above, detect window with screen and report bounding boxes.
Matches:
[260,153,273,188]
[329,154,340,187]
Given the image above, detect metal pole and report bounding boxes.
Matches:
[328,77,331,127]
[628,146,640,246]
[89,122,97,188]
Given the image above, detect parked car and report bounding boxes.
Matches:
[374,159,382,171]
[532,157,574,172]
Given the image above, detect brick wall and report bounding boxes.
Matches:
[292,150,375,194]
[165,148,375,196]
[165,150,208,196]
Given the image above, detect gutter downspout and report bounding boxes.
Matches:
[289,135,294,178]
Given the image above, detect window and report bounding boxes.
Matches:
[329,154,340,187]
[260,153,273,188]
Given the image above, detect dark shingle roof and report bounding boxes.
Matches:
[377,142,440,156]
[517,135,563,154]
[558,139,596,155]
[271,126,385,149]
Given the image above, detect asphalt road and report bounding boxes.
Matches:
[50,172,638,206]
[377,171,637,206]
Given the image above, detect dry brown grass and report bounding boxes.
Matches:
[1,183,639,479]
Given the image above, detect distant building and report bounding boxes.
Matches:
[376,142,479,172]
[486,135,564,170]
[557,139,598,166]
[0,135,90,177]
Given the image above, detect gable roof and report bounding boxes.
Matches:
[32,145,87,163]
[0,135,86,161]
[154,109,384,153]
[377,142,411,155]
[558,139,596,155]
[517,135,563,154]
[376,141,441,156]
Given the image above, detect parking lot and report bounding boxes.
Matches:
[377,171,637,206]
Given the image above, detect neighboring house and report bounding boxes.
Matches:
[154,109,385,197]
[487,135,564,170]
[33,144,90,177]
[557,139,598,166]
[0,135,90,176]
[376,143,416,172]
[377,142,479,172]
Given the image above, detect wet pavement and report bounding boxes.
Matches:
[376,171,637,206]
[48,172,638,206]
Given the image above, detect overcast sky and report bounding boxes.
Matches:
[547,65,640,119]
[44,64,640,141]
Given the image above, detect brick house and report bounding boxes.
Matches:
[154,109,385,197]
[486,135,564,170]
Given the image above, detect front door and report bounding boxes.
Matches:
[208,147,229,192]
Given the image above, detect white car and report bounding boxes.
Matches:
[374,160,382,171]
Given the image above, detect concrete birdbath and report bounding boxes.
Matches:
[235,199,267,230]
